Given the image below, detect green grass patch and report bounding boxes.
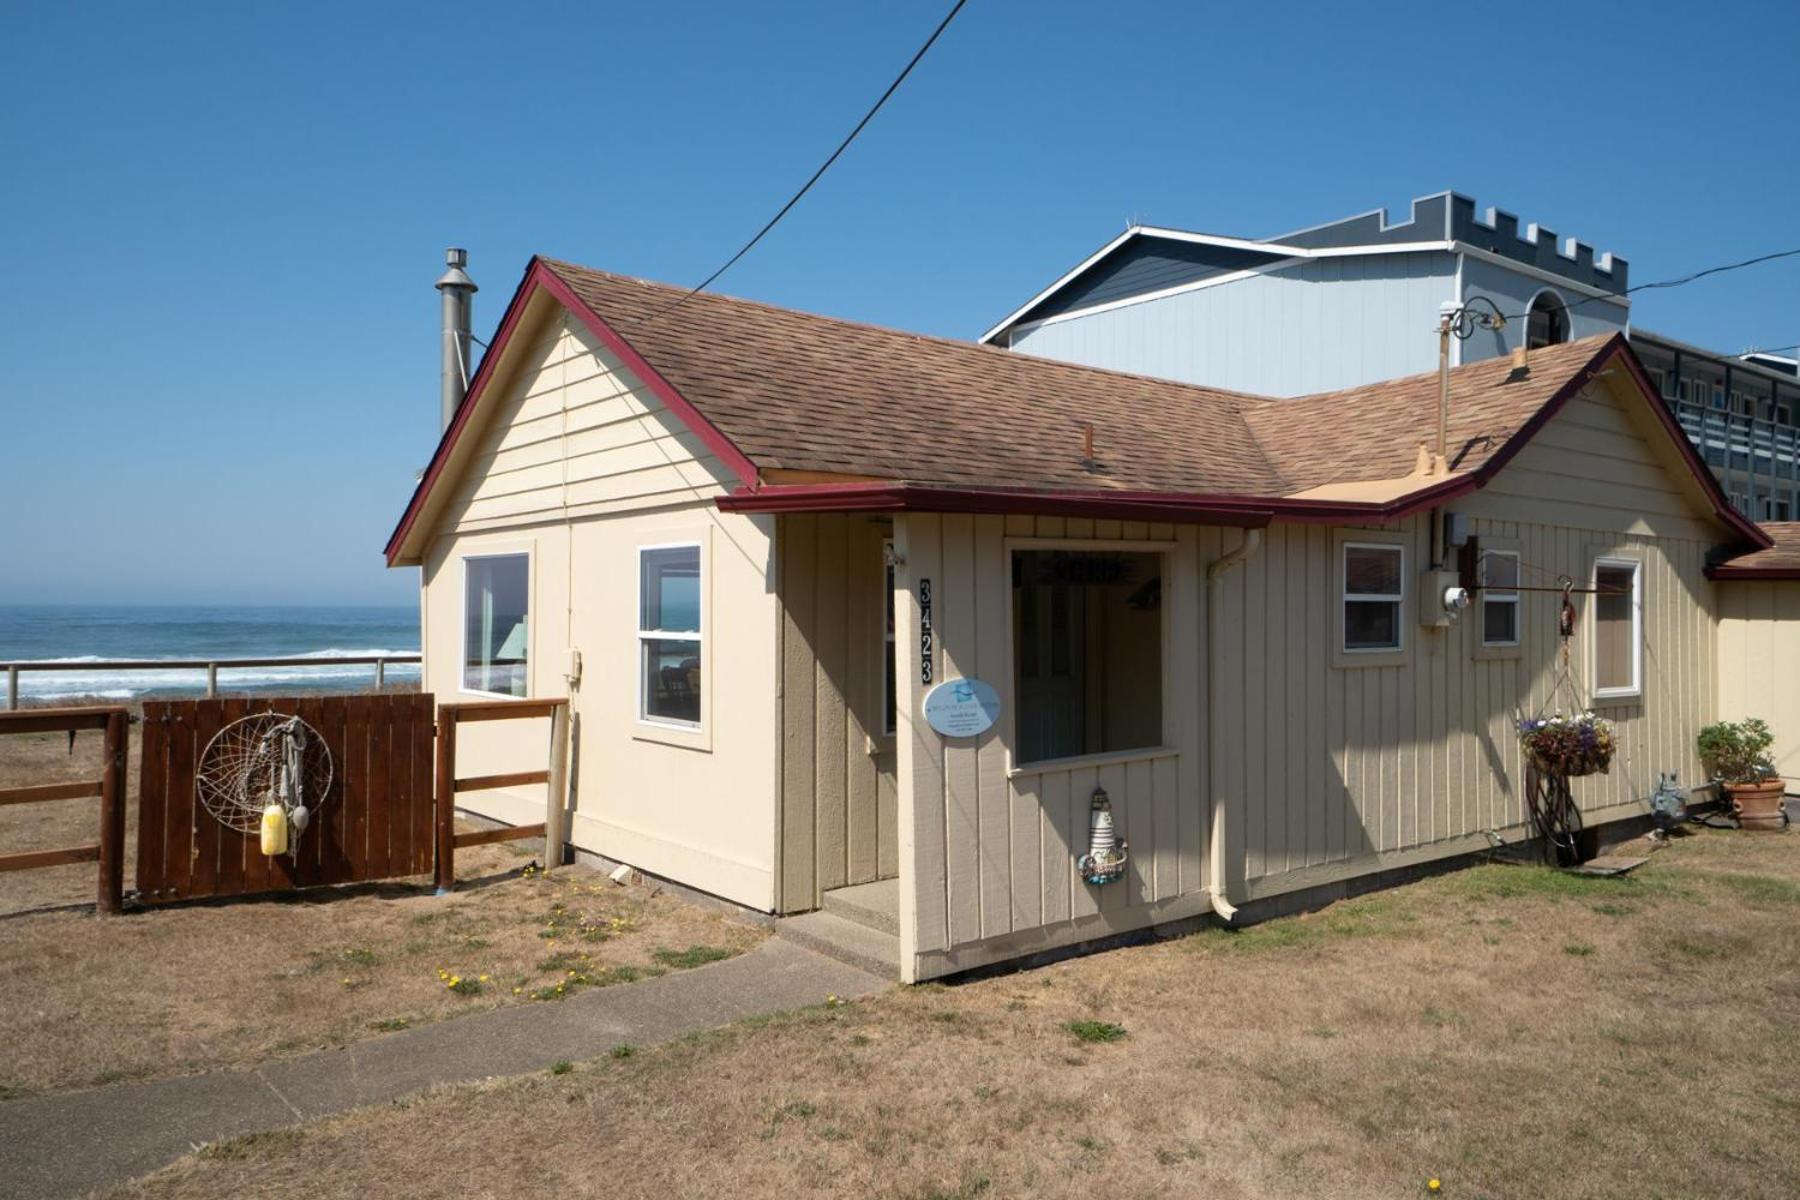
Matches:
[1184,893,1416,953]
[195,1128,305,1161]
[1063,1019,1127,1044]
[1563,942,1596,957]
[1433,863,1674,903]
[367,1016,411,1032]
[1711,872,1800,906]
[610,1043,637,1060]
[537,949,592,973]
[550,1060,573,1075]
[652,944,734,970]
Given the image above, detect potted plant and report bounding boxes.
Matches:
[1696,718,1788,831]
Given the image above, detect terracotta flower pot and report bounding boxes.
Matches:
[1725,779,1789,831]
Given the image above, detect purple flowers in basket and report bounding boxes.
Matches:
[1518,711,1616,777]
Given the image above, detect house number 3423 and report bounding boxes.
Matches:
[918,578,934,685]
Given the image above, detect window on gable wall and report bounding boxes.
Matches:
[1342,543,1404,652]
[639,544,702,726]
[463,554,529,697]
[1481,551,1521,647]
[1592,560,1642,699]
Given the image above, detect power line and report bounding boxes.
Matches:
[633,0,970,327]
[1499,245,1800,326]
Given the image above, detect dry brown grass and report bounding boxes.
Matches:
[0,724,765,1099]
[108,827,1800,1200]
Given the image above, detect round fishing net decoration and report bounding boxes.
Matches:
[196,712,333,837]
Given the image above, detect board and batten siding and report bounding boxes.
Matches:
[776,513,899,912]
[893,380,1726,981]
[1716,581,1800,783]
[893,515,1215,981]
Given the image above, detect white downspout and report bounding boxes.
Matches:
[1205,527,1264,921]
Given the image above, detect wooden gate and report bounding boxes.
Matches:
[135,694,435,903]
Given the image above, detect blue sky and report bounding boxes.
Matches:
[3,0,1796,607]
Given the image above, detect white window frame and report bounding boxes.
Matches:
[1480,549,1521,649]
[459,549,532,700]
[1341,540,1406,658]
[637,539,705,735]
[1590,556,1643,703]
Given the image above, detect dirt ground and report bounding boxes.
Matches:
[0,716,765,1099]
[106,826,1800,1200]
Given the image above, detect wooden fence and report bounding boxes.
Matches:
[0,706,128,913]
[136,694,435,903]
[434,698,570,893]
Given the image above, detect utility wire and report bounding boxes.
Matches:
[633,0,970,327]
[1492,245,1800,326]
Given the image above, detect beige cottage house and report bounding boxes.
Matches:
[387,257,1773,982]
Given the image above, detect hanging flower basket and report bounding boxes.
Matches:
[1518,712,1616,778]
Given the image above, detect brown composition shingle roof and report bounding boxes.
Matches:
[544,259,1612,499]
[388,256,1766,563]
[543,259,1285,496]
[1246,339,1624,493]
[1713,522,1800,578]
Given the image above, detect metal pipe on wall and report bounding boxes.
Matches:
[1205,528,1264,922]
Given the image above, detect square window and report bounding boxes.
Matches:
[1343,543,1404,652]
[1480,550,1520,647]
[639,545,702,726]
[1012,549,1162,765]
[463,554,529,697]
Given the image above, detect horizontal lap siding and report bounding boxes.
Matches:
[438,315,731,531]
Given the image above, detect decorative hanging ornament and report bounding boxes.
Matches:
[196,713,333,860]
[1077,787,1129,886]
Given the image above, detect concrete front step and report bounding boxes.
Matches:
[777,910,900,981]
[822,878,899,935]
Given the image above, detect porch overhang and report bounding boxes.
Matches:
[714,474,1488,528]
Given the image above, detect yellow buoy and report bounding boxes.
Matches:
[260,804,289,857]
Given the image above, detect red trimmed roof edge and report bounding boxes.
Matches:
[1708,565,1800,581]
[383,258,760,566]
[716,475,1478,526]
[715,336,1763,537]
[388,282,1767,563]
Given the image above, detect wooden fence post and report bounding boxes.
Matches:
[434,706,457,894]
[97,709,127,914]
[545,701,570,870]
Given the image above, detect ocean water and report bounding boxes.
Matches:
[0,605,421,703]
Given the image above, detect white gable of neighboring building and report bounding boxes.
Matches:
[991,192,1632,398]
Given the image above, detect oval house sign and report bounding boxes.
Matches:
[922,678,1001,738]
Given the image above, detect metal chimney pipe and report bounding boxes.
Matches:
[436,248,478,432]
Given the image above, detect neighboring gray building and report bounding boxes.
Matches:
[985,190,1796,519]
[1631,332,1800,521]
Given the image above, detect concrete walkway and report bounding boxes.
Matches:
[0,939,888,1199]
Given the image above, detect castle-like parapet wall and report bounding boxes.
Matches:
[1272,191,1628,293]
